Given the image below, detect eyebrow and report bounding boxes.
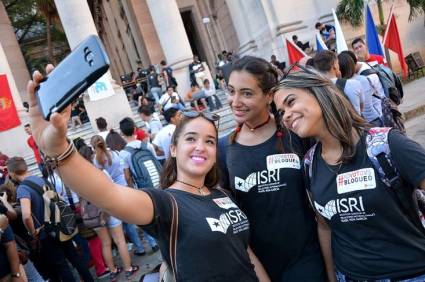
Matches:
[227,84,253,92]
[282,94,295,105]
[184,132,216,140]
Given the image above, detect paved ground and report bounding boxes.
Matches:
[399,77,425,120]
[406,115,425,148]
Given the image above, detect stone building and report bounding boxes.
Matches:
[93,0,424,84]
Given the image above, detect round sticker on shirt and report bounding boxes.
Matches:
[266,153,301,171]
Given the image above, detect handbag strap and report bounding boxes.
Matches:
[168,192,178,279]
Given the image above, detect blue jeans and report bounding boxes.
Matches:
[123,222,157,253]
[24,260,45,282]
[336,270,425,282]
[150,87,162,104]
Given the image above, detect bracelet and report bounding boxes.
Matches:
[45,139,76,169]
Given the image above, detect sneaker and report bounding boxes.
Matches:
[134,250,146,256]
[125,265,140,279]
[110,266,123,281]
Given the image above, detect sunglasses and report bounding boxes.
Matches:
[181,109,221,129]
[282,62,315,79]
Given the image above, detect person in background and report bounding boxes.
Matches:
[185,83,208,112]
[270,55,286,72]
[202,79,223,111]
[313,50,362,115]
[315,22,335,50]
[138,106,163,141]
[292,35,311,52]
[70,102,83,130]
[159,86,185,112]
[160,60,177,90]
[0,152,9,186]
[0,214,26,282]
[7,157,93,282]
[147,65,162,104]
[152,109,183,165]
[95,117,109,141]
[79,144,140,280]
[188,55,206,87]
[351,38,387,66]
[23,125,47,179]
[338,52,382,126]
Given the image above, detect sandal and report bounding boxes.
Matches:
[110,266,123,281]
[125,265,140,279]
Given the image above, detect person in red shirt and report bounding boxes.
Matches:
[24,124,47,178]
[351,38,387,66]
[135,127,148,142]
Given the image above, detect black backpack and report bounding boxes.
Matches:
[360,64,404,105]
[21,179,78,241]
[124,142,162,189]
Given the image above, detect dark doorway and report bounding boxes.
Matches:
[180,10,206,61]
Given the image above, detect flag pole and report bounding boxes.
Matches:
[377,0,392,68]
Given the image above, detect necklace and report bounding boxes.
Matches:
[324,161,343,175]
[244,115,271,132]
[175,180,206,196]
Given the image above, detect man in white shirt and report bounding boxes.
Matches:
[152,108,183,165]
[314,50,362,115]
[158,86,185,112]
[138,105,163,140]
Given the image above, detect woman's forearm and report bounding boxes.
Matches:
[317,219,336,282]
[248,247,270,282]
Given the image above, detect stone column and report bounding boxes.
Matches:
[0,42,31,157]
[0,1,31,103]
[146,0,193,97]
[225,0,257,55]
[54,0,133,132]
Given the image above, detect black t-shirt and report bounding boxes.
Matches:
[219,133,325,281]
[309,130,425,280]
[147,73,160,89]
[141,188,258,282]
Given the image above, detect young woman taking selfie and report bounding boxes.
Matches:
[26,65,269,282]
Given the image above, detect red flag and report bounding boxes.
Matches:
[286,39,306,65]
[383,7,408,78]
[0,74,21,131]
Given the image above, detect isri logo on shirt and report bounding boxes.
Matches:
[234,169,281,193]
[206,210,248,234]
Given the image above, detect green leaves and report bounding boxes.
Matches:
[336,0,365,27]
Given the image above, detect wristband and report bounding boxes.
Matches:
[45,139,76,169]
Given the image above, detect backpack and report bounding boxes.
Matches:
[364,76,405,133]
[124,142,162,189]
[360,64,404,105]
[303,127,425,233]
[335,78,347,93]
[80,198,109,229]
[21,179,79,241]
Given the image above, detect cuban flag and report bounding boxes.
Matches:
[316,33,328,51]
[365,3,384,56]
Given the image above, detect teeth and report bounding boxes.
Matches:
[192,156,205,161]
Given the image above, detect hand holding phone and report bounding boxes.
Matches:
[36,35,110,120]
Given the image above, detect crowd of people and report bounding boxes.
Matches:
[1,32,425,282]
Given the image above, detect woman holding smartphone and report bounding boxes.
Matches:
[273,68,425,282]
[219,56,326,281]
[25,65,269,282]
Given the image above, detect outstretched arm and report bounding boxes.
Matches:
[27,65,155,225]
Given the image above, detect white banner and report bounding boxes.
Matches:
[87,74,114,101]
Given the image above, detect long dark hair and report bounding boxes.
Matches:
[160,116,219,189]
[273,70,370,163]
[228,56,284,152]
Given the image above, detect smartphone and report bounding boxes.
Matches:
[36,35,110,120]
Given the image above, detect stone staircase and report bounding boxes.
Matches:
[24,90,236,176]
